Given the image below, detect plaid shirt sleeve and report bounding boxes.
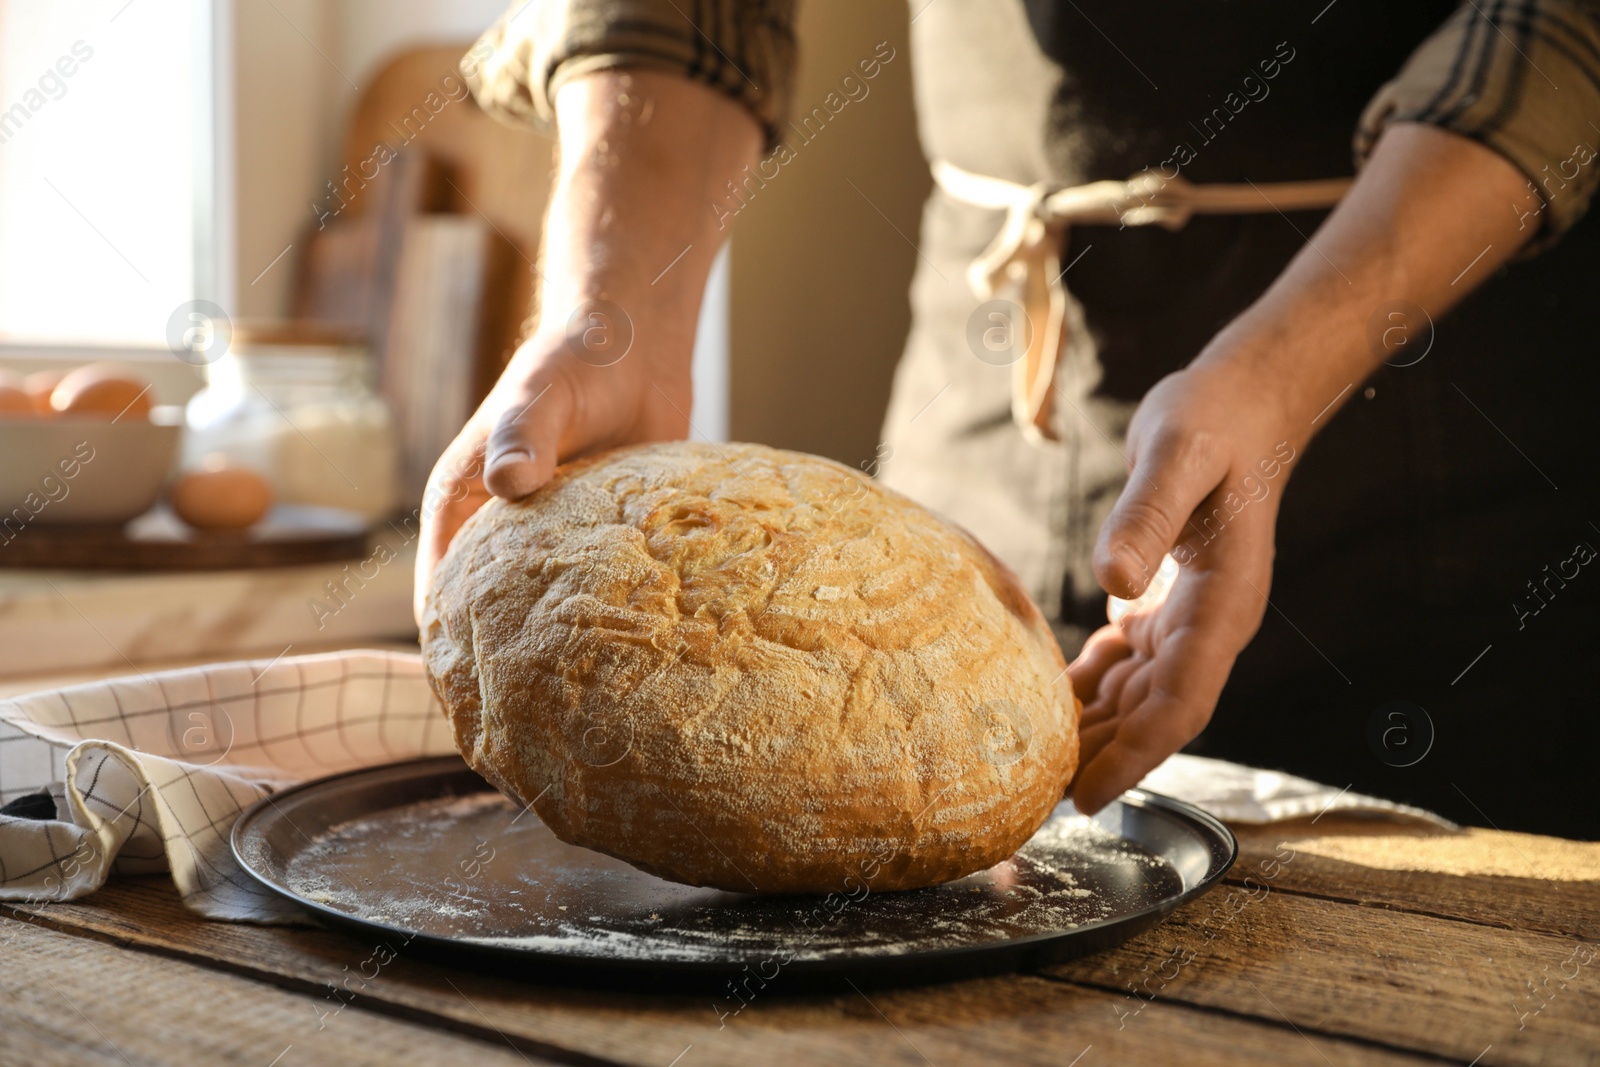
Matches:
[1356,0,1600,244]
[461,0,798,153]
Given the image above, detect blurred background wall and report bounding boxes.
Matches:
[0,0,931,674]
[230,0,926,468]
[231,0,508,321]
[727,2,927,467]
[1,1,927,468]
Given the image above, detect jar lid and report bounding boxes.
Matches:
[231,319,366,350]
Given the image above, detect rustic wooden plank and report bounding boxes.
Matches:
[0,1028,131,1067]
[1228,817,1600,941]
[1045,873,1600,1067]
[0,911,562,1067]
[9,877,1442,1067]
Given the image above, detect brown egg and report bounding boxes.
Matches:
[170,465,273,530]
[0,370,31,416]
[23,369,66,415]
[50,363,153,421]
[0,387,32,415]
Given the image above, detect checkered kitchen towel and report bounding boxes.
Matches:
[0,649,1453,925]
[0,650,455,923]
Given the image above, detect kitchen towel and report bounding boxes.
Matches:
[0,649,1452,924]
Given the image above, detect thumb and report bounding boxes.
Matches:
[483,376,573,500]
[1094,434,1222,598]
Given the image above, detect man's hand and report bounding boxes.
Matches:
[1069,358,1289,814]
[417,327,695,620]
[1067,122,1537,812]
[415,69,761,621]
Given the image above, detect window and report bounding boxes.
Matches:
[0,0,221,346]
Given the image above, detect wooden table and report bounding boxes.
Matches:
[3,812,1595,1066]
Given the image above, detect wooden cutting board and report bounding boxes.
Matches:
[1,505,368,570]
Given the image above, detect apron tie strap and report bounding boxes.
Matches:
[932,160,1353,445]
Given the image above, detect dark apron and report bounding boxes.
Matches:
[881,0,1600,837]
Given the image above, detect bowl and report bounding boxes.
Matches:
[0,408,182,527]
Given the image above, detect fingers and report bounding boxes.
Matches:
[1085,655,1139,721]
[1065,624,1133,705]
[1077,715,1122,769]
[415,439,491,625]
[1071,681,1216,816]
[1079,656,1146,756]
[1094,429,1225,599]
[1071,611,1240,814]
[415,369,576,623]
[1117,665,1153,717]
[484,374,575,500]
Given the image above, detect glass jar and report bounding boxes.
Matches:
[183,321,398,521]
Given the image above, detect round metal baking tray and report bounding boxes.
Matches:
[233,755,1235,988]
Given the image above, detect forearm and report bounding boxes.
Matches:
[1199,122,1537,445]
[535,68,763,365]
[1076,124,1543,808]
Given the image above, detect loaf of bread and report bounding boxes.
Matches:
[422,442,1078,893]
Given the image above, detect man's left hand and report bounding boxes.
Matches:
[1066,356,1294,813]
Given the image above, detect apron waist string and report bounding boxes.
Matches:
[931,160,1352,445]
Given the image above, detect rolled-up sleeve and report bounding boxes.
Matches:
[1355,0,1600,244]
[461,0,798,153]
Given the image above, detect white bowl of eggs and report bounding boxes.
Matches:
[0,362,184,526]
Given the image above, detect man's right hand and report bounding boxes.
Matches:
[414,68,762,622]
[416,323,695,622]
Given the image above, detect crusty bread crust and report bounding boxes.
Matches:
[422,442,1079,893]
